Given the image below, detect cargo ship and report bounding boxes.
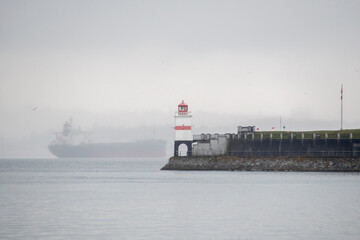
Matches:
[48,120,167,158]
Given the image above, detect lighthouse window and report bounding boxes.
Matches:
[178,106,188,112]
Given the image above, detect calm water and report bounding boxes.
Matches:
[0,158,360,240]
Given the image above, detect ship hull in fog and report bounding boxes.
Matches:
[48,140,167,158]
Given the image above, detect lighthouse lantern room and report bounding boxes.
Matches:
[174,100,193,156]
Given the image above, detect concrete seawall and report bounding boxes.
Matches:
[161,156,360,171]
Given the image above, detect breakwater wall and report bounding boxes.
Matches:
[192,130,360,157]
[229,139,360,156]
[161,156,360,171]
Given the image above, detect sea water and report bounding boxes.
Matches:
[0,158,359,240]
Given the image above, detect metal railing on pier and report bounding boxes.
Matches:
[175,151,357,157]
[228,151,355,157]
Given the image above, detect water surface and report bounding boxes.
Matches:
[0,158,359,239]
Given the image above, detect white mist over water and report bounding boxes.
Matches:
[1,0,360,146]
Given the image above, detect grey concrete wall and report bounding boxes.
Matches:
[192,137,228,156]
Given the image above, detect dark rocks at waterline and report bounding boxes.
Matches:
[161,156,360,171]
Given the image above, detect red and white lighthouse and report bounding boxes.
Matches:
[174,100,193,156]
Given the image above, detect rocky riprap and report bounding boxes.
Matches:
[161,156,360,171]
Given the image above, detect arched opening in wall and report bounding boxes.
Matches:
[178,144,188,157]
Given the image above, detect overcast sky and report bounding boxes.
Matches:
[1,0,359,140]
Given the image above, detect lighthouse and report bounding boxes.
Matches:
[174,100,193,156]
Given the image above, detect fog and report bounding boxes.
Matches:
[0,0,359,157]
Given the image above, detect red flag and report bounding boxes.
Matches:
[256,128,259,131]
[341,85,343,100]
[272,127,275,130]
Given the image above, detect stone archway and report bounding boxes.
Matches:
[174,141,193,157]
[178,143,188,156]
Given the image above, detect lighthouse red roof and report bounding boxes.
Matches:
[178,100,188,114]
[178,100,187,106]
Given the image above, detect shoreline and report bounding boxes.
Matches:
[161,156,360,171]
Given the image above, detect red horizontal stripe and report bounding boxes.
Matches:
[175,126,192,130]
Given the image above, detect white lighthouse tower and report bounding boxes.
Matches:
[174,100,193,156]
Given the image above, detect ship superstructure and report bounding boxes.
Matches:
[51,119,91,146]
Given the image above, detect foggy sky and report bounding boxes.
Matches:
[1,0,360,143]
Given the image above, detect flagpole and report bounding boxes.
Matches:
[341,84,343,130]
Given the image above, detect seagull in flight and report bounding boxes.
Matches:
[32,107,38,111]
